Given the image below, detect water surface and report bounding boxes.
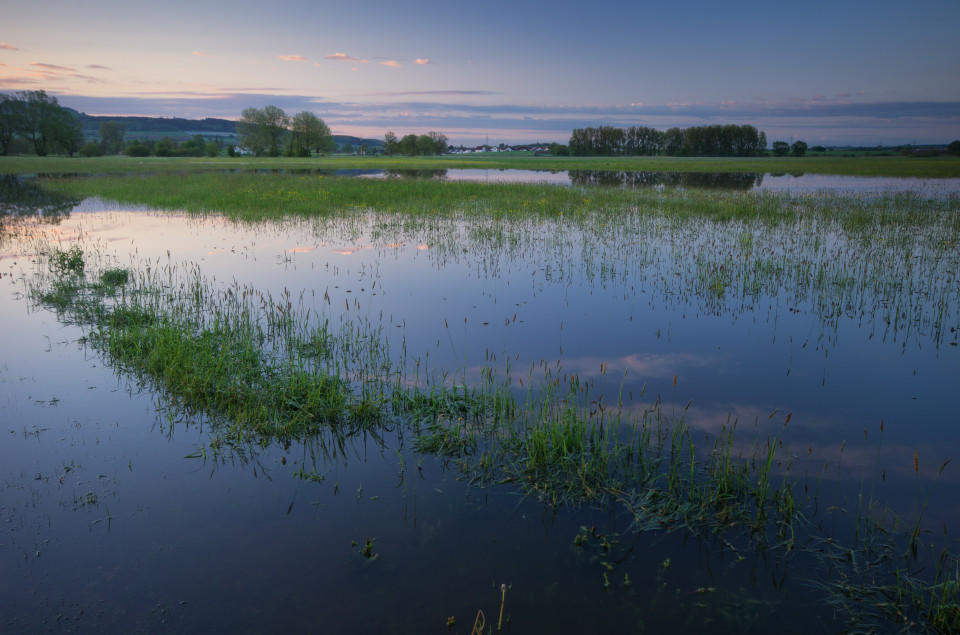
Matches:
[360,167,960,196]
[1,179,957,632]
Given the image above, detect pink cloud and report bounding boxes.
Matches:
[0,76,44,88]
[0,42,18,51]
[414,58,431,65]
[88,64,111,70]
[325,53,368,63]
[70,74,105,84]
[278,55,308,62]
[381,60,401,68]
[192,51,215,58]
[31,62,75,72]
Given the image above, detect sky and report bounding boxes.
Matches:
[2,0,959,146]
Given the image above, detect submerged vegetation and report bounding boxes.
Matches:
[19,164,960,631]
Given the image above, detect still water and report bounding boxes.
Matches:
[360,168,960,196]
[1,176,957,632]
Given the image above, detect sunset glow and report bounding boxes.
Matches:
[2,0,958,145]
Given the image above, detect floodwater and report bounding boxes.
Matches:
[361,168,960,196]
[1,175,958,632]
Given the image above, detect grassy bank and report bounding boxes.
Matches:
[2,152,959,177]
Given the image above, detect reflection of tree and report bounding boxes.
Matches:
[0,175,79,225]
[568,170,763,191]
[383,169,449,180]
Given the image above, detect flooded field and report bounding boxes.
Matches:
[1,173,959,632]
[330,167,960,196]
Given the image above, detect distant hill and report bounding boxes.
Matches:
[75,112,236,137]
[72,112,383,147]
[331,134,383,149]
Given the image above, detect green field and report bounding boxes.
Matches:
[2,152,959,177]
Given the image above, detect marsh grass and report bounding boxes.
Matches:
[816,531,960,633]
[49,244,85,275]
[39,170,956,226]
[98,267,130,286]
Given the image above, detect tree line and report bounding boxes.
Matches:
[236,106,335,157]
[382,131,448,156]
[565,124,770,157]
[80,114,237,135]
[0,91,84,156]
[120,106,338,158]
[74,122,225,158]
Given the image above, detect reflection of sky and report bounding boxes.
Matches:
[44,205,958,469]
[6,205,958,513]
[367,169,960,196]
[752,173,960,195]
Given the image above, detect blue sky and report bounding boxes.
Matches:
[2,0,959,145]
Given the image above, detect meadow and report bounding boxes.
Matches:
[1,152,959,178]
[1,164,958,632]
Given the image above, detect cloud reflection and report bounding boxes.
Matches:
[331,245,373,256]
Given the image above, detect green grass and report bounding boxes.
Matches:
[40,170,960,228]
[98,267,130,286]
[3,152,959,177]
[99,316,354,438]
[40,170,802,226]
[49,244,85,275]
